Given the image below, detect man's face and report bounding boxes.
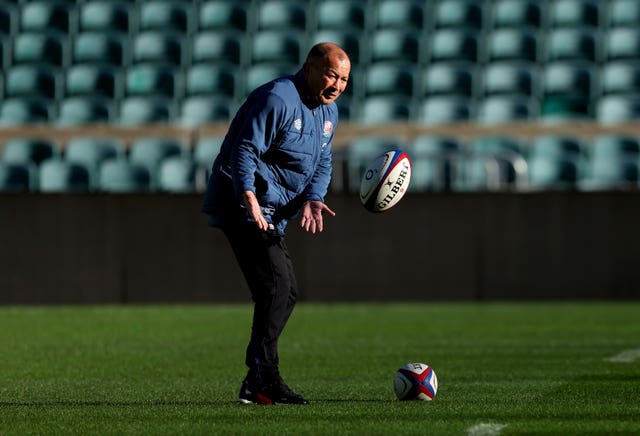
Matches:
[304,55,351,106]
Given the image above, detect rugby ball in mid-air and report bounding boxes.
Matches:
[359,149,412,213]
[393,363,438,401]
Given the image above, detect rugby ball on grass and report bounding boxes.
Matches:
[393,362,438,401]
[359,150,412,213]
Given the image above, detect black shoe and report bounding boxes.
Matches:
[238,377,309,405]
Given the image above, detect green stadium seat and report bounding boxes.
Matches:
[193,136,223,170]
[65,65,122,99]
[244,63,297,96]
[65,136,126,187]
[158,156,198,193]
[604,28,640,61]
[5,65,61,100]
[184,63,239,98]
[545,28,598,63]
[198,1,248,32]
[20,1,72,34]
[56,96,114,126]
[541,62,596,120]
[580,157,639,191]
[374,0,425,30]
[590,135,640,161]
[0,98,55,125]
[469,136,526,187]
[600,63,640,96]
[178,96,231,127]
[434,0,483,30]
[528,135,584,160]
[118,96,175,126]
[416,97,473,125]
[139,1,191,33]
[608,0,640,28]
[315,0,366,31]
[490,0,542,29]
[72,32,128,67]
[596,95,640,124]
[0,161,35,192]
[38,158,91,192]
[12,32,67,67]
[132,31,185,66]
[421,63,476,98]
[2,137,59,165]
[408,135,461,192]
[256,0,306,32]
[98,159,151,193]
[477,96,537,124]
[250,31,303,65]
[527,155,581,191]
[357,96,412,124]
[481,62,538,98]
[548,0,599,28]
[428,29,479,64]
[79,1,132,33]
[125,64,180,98]
[485,29,539,63]
[129,136,186,187]
[368,29,420,64]
[191,31,245,66]
[363,63,416,97]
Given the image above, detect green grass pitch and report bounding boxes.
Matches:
[0,302,639,435]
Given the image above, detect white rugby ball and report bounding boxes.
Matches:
[359,149,412,213]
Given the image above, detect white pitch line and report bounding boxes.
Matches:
[606,347,640,363]
[467,423,507,436]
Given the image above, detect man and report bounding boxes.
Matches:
[202,43,351,405]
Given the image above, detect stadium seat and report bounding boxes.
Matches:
[545,28,598,63]
[309,30,362,67]
[485,29,539,63]
[0,2,17,37]
[490,0,542,29]
[198,1,248,32]
[57,96,114,126]
[65,65,122,99]
[250,31,303,65]
[596,95,640,124]
[477,96,537,124]
[125,64,180,98]
[256,0,306,31]
[408,135,461,191]
[98,159,151,193]
[528,135,585,160]
[428,30,479,64]
[5,65,61,100]
[541,62,596,120]
[129,136,186,186]
[580,157,639,191]
[357,96,412,124]
[118,96,175,125]
[132,31,185,66]
[79,1,132,33]
[604,28,640,61]
[65,136,126,187]
[12,32,67,67]
[191,31,245,66]
[469,136,526,187]
[593,134,639,159]
[421,63,476,98]
[184,63,239,98]
[314,0,366,31]
[0,98,55,125]
[158,156,198,193]
[481,62,538,98]
[1,137,59,165]
[38,158,91,192]
[178,96,232,127]
[139,1,191,33]
[527,155,581,191]
[363,63,416,97]
[244,63,298,96]
[601,63,640,97]
[373,0,425,30]
[72,32,128,67]
[452,155,509,192]
[345,136,404,192]
[20,1,72,34]
[416,97,473,125]
[433,0,483,30]
[0,161,35,192]
[608,0,640,28]
[368,29,421,64]
[548,0,599,28]
[193,136,224,170]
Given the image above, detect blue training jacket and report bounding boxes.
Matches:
[202,70,337,235]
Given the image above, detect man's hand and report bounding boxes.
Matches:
[242,191,269,231]
[301,201,336,234]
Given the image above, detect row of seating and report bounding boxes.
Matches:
[2,0,639,38]
[2,133,640,193]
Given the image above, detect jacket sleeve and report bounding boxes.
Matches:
[303,132,333,203]
[229,92,288,199]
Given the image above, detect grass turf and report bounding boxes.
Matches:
[0,303,639,435]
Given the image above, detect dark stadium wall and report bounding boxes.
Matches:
[1,193,639,304]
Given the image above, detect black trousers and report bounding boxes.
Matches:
[222,222,298,378]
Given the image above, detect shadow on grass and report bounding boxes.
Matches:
[0,398,392,407]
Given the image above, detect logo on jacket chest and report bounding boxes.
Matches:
[323,121,333,138]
